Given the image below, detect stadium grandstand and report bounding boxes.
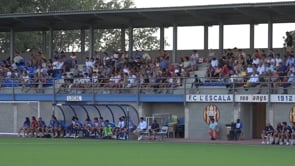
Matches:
[0,1,295,144]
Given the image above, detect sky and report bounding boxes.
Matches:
[132,0,295,50]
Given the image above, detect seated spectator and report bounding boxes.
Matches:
[261,122,274,144]
[212,64,223,79]
[91,117,104,138]
[65,116,83,138]
[47,115,63,137]
[72,117,83,138]
[244,71,260,90]
[83,116,93,137]
[149,119,160,140]
[227,70,245,93]
[222,64,230,79]
[246,64,254,76]
[103,120,113,139]
[273,122,283,144]
[126,72,137,88]
[208,118,219,140]
[210,57,218,68]
[36,117,47,137]
[113,116,126,139]
[291,122,295,145]
[20,71,31,92]
[281,121,292,145]
[133,117,147,141]
[30,116,38,137]
[18,117,31,137]
[228,119,242,140]
[282,70,295,94]
[126,117,136,133]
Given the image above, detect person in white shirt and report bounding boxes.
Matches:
[252,57,260,65]
[190,50,199,70]
[210,57,218,68]
[113,116,126,139]
[127,72,137,88]
[244,71,260,91]
[275,54,282,67]
[133,117,147,140]
[246,64,254,76]
[256,63,265,75]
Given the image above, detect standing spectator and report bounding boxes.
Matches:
[285,31,293,52]
[190,50,199,70]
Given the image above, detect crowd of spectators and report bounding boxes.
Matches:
[205,46,295,94]
[0,49,202,93]
[1,32,294,94]
[18,114,138,140]
[261,121,295,145]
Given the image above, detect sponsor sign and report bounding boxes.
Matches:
[235,94,268,102]
[186,94,233,102]
[271,95,295,103]
[66,96,82,101]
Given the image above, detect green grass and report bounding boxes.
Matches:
[0,138,294,166]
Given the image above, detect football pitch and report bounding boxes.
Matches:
[0,138,294,166]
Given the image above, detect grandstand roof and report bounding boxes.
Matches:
[0,1,295,32]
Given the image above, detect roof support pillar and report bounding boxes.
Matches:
[42,31,47,54]
[219,22,224,57]
[250,24,255,52]
[204,25,209,56]
[160,26,165,51]
[128,26,133,59]
[89,26,94,58]
[9,28,15,63]
[48,27,53,58]
[268,20,273,49]
[172,24,177,63]
[121,28,126,52]
[80,29,85,55]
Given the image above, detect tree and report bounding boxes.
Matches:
[0,0,165,55]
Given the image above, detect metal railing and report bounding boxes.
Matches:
[0,76,295,96]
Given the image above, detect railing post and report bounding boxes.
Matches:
[53,79,56,103]
[184,77,187,95]
[92,80,95,103]
[137,80,140,105]
[12,80,15,101]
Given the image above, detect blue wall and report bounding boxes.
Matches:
[0,94,184,103]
